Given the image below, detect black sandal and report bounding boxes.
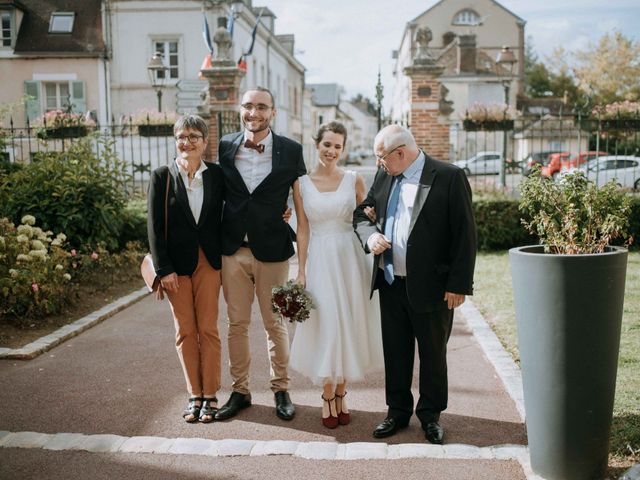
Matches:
[199,397,218,423]
[183,397,202,423]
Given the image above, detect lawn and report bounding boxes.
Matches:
[473,251,640,469]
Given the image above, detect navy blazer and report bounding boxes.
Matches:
[354,152,477,312]
[218,131,306,262]
[147,161,224,277]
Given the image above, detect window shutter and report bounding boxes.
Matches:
[24,81,41,121]
[70,81,86,113]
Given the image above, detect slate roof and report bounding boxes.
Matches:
[307,83,341,107]
[10,0,104,56]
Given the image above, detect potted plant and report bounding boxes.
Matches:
[463,102,515,131]
[510,167,632,480]
[34,110,95,139]
[130,110,178,137]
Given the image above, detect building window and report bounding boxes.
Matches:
[49,12,75,33]
[44,82,71,111]
[1,10,12,47]
[453,9,480,26]
[153,40,179,80]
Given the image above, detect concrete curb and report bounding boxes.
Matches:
[0,287,149,360]
[0,429,529,462]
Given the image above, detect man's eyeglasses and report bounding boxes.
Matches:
[241,103,272,113]
[376,144,406,162]
[175,134,204,144]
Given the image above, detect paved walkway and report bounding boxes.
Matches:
[0,270,535,479]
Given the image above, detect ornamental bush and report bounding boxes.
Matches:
[0,137,130,251]
[0,215,74,323]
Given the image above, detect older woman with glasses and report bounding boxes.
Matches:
[147,114,224,423]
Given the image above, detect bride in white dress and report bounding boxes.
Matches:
[289,121,384,429]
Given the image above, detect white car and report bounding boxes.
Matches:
[572,155,640,190]
[454,151,503,175]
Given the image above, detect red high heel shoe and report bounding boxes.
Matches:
[321,394,339,429]
[335,391,350,425]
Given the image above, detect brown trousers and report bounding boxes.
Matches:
[221,247,290,394]
[166,248,221,398]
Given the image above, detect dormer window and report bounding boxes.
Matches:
[49,12,75,33]
[453,9,481,26]
[1,9,13,47]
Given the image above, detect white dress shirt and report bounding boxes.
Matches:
[176,158,208,224]
[368,151,425,276]
[235,130,273,193]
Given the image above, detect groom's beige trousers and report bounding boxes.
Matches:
[221,246,290,394]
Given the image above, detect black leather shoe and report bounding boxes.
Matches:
[372,417,409,439]
[214,392,251,421]
[424,421,444,444]
[274,391,295,420]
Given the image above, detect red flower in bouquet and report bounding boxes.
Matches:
[271,280,315,323]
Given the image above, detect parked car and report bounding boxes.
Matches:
[560,151,608,171]
[566,155,640,190]
[522,150,564,176]
[454,151,502,175]
[541,152,571,179]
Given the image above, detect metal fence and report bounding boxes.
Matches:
[449,115,640,195]
[2,114,638,196]
[0,113,242,194]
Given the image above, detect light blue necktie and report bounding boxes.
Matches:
[383,174,403,284]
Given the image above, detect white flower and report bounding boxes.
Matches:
[31,240,46,251]
[63,273,71,281]
[17,225,33,236]
[55,264,64,271]
[56,233,67,242]
[21,215,36,226]
[51,238,62,247]
[9,268,19,278]
[28,249,48,261]
[16,253,31,262]
[16,234,29,243]
[0,236,5,248]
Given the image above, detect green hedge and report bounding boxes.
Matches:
[474,195,640,251]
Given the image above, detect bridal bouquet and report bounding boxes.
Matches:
[271,280,315,323]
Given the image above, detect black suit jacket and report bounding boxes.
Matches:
[218,131,306,262]
[147,161,224,277]
[354,152,477,312]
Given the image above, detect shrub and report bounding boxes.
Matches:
[519,167,632,253]
[118,198,148,249]
[0,215,75,324]
[474,196,535,250]
[0,136,130,251]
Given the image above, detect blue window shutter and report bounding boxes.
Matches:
[24,81,41,121]
[70,81,86,113]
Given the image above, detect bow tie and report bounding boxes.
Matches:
[244,139,265,153]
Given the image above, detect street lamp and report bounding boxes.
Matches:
[147,52,169,112]
[496,46,517,188]
[375,68,384,131]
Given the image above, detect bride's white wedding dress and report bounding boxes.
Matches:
[289,171,384,386]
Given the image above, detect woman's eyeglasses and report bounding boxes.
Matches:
[175,134,204,144]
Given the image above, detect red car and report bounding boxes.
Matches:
[541,152,571,178]
[561,151,608,171]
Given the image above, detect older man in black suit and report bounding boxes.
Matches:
[354,124,476,444]
[214,87,305,422]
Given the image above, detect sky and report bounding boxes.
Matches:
[260,0,640,112]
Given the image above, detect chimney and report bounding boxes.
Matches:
[457,34,476,74]
[276,34,295,55]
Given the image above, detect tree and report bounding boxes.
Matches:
[573,31,640,105]
[524,41,581,105]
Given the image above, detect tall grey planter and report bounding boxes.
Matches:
[510,245,628,480]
